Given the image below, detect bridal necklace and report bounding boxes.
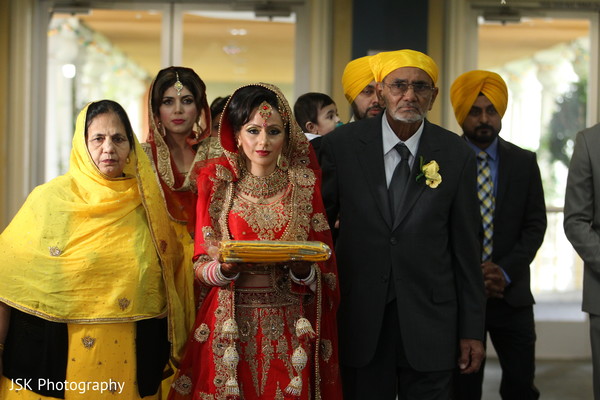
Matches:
[237,166,288,199]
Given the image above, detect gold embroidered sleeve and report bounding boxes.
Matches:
[289,166,316,187]
[207,181,229,239]
[215,164,233,182]
[310,213,329,232]
[320,339,333,362]
[201,227,217,243]
[322,272,337,291]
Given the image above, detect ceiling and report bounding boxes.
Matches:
[55,7,590,86]
[478,17,590,69]
[56,8,296,84]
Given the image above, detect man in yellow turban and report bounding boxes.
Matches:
[450,70,546,400]
[319,49,486,399]
[341,55,383,121]
[450,69,508,128]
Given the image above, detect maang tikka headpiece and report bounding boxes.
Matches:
[173,71,184,96]
[258,101,273,127]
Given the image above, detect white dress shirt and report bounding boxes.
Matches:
[381,116,424,187]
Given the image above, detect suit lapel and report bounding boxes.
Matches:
[495,137,510,208]
[357,117,393,228]
[392,121,441,231]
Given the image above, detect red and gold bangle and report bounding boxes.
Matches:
[198,260,239,286]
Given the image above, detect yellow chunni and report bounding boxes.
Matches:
[0,103,190,361]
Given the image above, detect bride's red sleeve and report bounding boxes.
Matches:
[193,159,229,262]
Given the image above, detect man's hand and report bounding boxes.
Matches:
[481,261,506,298]
[458,339,485,374]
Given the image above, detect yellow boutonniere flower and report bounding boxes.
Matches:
[416,157,442,188]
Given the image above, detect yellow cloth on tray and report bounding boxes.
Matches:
[219,240,331,263]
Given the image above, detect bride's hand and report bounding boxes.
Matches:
[220,262,244,278]
[288,261,312,279]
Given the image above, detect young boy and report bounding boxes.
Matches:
[294,92,342,141]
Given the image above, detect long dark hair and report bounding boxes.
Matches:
[151,66,207,120]
[227,86,286,134]
[85,100,135,150]
[210,95,231,121]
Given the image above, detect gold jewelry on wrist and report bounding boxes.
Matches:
[0,343,5,352]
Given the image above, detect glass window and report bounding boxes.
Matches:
[45,5,297,182]
[46,9,160,180]
[477,16,591,302]
[180,10,296,104]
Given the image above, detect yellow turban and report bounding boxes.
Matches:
[342,56,375,103]
[450,70,508,126]
[369,49,439,85]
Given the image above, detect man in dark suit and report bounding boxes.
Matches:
[564,123,600,399]
[319,49,486,399]
[450,70,547,400]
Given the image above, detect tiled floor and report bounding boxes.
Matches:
[482,358,593,399]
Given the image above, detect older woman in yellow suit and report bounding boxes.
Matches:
[0,100,190,399]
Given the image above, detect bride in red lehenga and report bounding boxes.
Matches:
[168,83,341,400]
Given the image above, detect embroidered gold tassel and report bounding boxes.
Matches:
[222,344,240,400]
[291,345,308,371]
[223,346,239,370]
[285,346,308,397]
[225,377,240,399]
[284,376,303,397]
[295,317,316,340]
[222,318,239,340]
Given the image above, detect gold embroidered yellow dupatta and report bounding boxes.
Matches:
[0,103,190,360]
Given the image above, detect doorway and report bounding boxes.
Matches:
[475,12,596,302]
[43,1,298,181]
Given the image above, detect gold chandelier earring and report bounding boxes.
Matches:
[237,143,248,169]
[157,121,166,138]
[276,153,289,171]
[194,119,201,141]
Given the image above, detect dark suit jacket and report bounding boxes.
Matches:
[490,137,546,307]
[309,135,323,158]
[319,115,486,372]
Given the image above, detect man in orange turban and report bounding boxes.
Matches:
[451,70,546,400]
[320,49,486,399]
[341,55,383,121]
